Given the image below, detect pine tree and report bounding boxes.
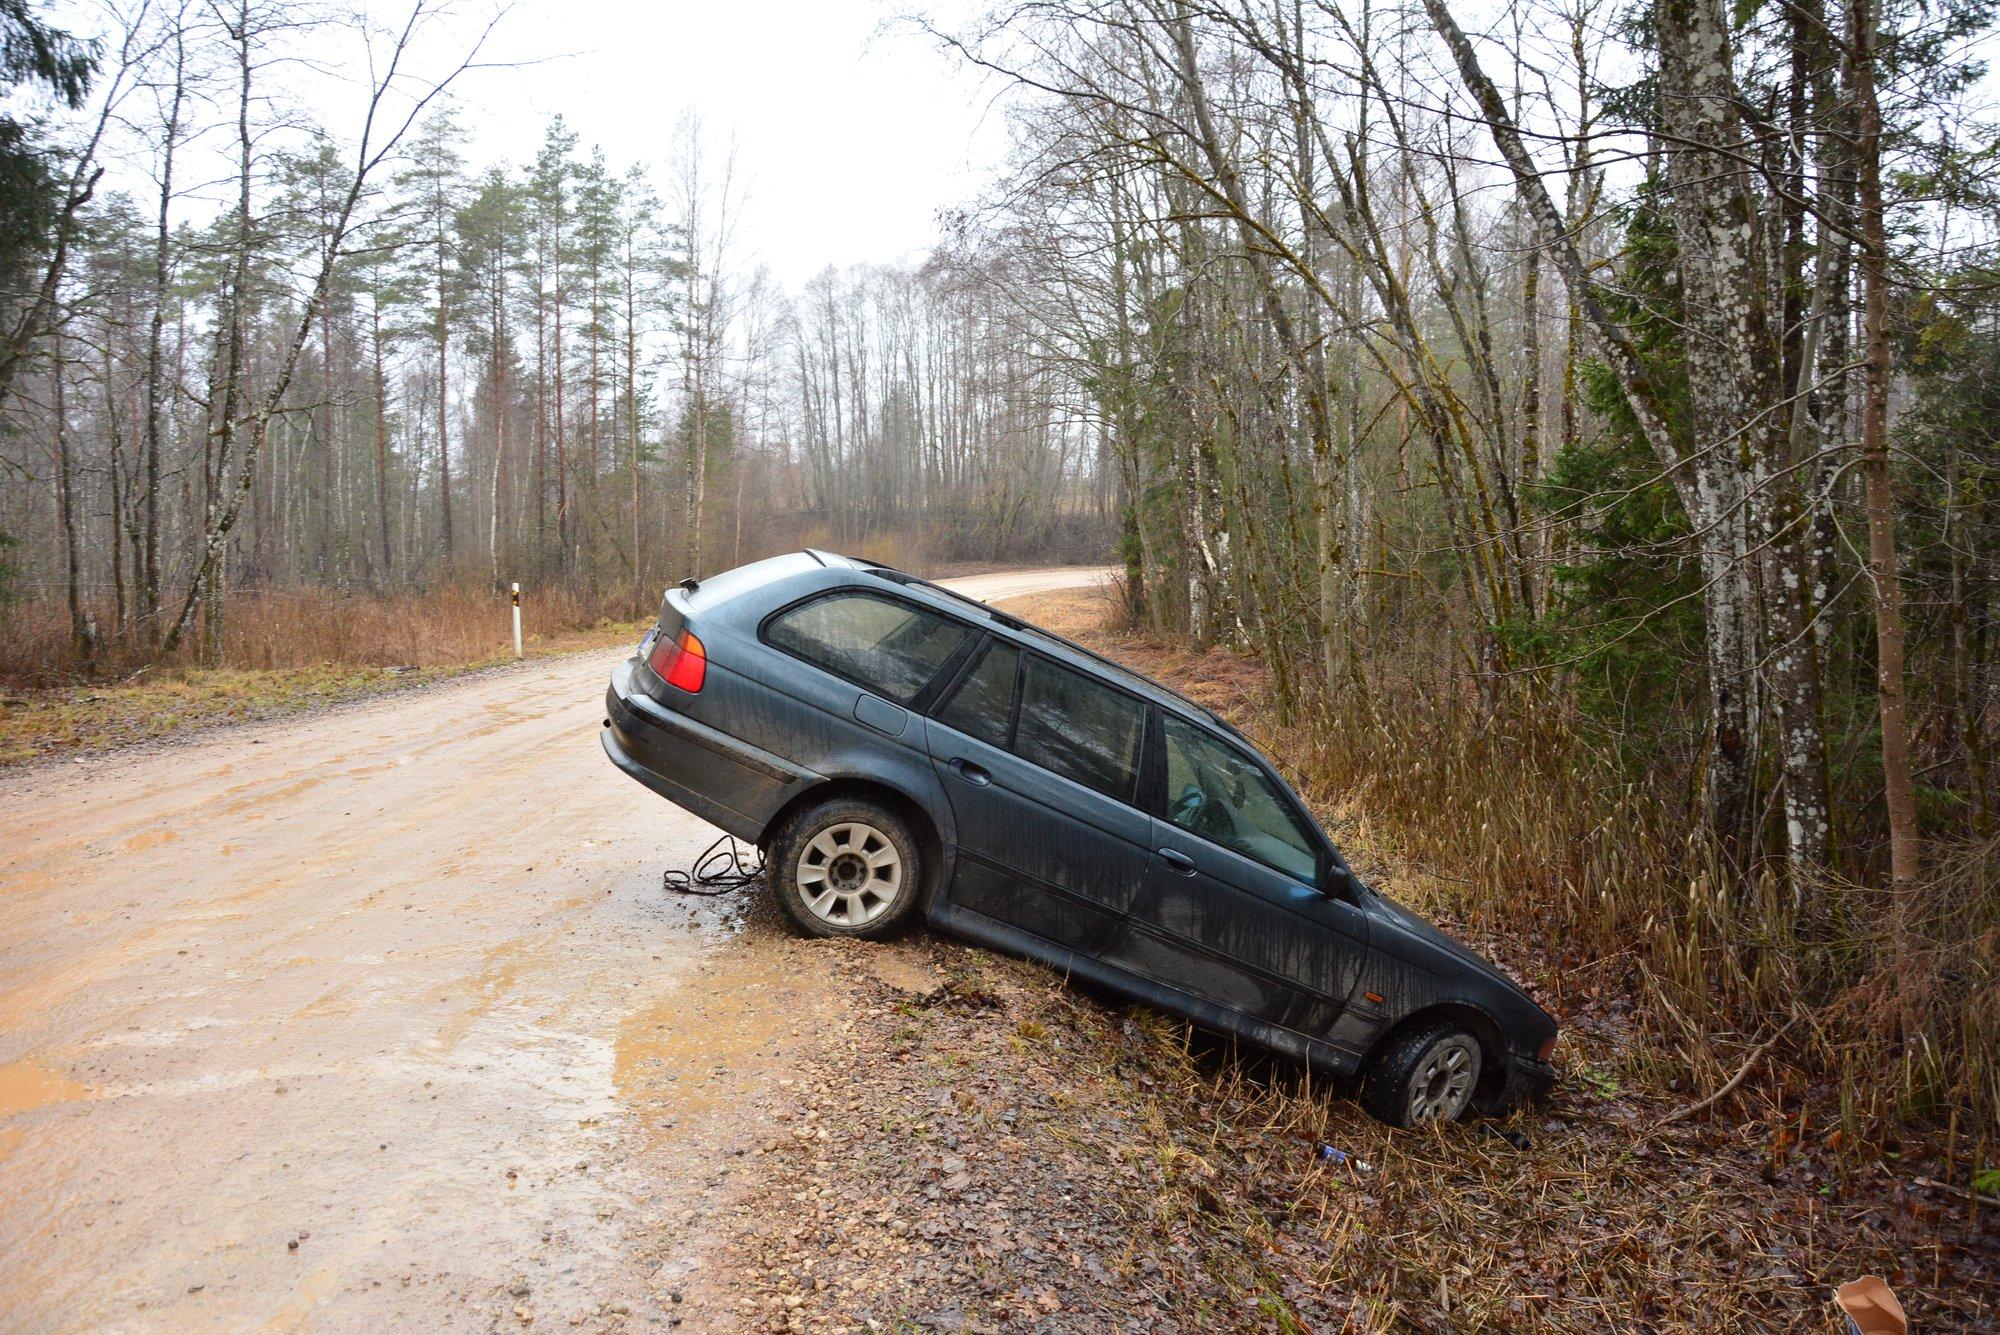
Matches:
[392,110,468,562]
[527,118,576,575]
[454,168,526,583]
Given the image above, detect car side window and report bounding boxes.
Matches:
[1012,655,1144,803]
[934,642,1019,747]
[765,592,970,704]
[1162,716,1320,885]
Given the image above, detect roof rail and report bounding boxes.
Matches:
[868,567,992,617]
[1015,615,1236,734]
[863,565,1235,734]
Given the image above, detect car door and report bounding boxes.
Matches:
[1104,711,1369,1035]
[923,643,1153,957]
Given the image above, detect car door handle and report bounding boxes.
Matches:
[1157,848,1197,876]
[947,757,991,786]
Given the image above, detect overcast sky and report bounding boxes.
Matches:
[438,0,1009,290]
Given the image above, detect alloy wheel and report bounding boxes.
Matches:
[1406,1034,1480,1123]
[794,821,902,927]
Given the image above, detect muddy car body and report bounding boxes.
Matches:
[603,551,1557,1126]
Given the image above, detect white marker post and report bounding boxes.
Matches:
[510,582,523,658]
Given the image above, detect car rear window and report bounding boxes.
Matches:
[1012,655,1143,803]
[765,592,970,703]
[934,642,1019,747]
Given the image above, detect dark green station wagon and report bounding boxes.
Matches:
[603,551,1556,1127]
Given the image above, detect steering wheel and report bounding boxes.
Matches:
[1170,783,1206,824]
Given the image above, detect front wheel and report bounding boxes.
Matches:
[767,797,924,940]
[1360,1019,1485,1129]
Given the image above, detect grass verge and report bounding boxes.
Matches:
[720,927,1998,1331]
[0,617,645,767]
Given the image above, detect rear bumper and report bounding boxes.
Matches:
[601,660,813,843]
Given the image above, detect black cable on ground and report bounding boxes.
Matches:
[662,833,765,896]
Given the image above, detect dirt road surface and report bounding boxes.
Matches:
[0,567,1112,1333]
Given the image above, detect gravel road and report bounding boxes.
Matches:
[0,566,1111,1332]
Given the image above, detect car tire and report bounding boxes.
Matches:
[1361,1018,1485,1129]
[767,797,924,941]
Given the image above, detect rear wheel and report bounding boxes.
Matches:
[768,797,924,940]
[1361,1019,1484,1129]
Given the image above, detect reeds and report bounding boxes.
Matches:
[1286,671,2000,1150]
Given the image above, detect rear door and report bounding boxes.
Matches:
[1104,712,1369,1035]
[923,644,1153,957]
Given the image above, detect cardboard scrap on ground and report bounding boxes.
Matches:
[1834,1277,1907,1335]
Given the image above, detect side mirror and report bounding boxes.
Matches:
[1318,860,1362,903]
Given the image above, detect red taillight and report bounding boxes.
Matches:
[650,629,706,693]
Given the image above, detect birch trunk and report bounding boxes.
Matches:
[373,302,392,584]
[1426,0,1768,863]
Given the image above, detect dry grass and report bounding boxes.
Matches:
[1281,680,2000,1156]
[1017,968,1995,1332]
[0,586,645,765]
[721,920,1997,1331]
[0,583,640,687]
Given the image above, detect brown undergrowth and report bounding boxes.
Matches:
[0,582,644,686]
[0,588,647,765]
[722,925,1996,1330]
[1277,681,2000,1156]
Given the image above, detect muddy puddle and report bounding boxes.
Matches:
[0,1058,89,1117]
